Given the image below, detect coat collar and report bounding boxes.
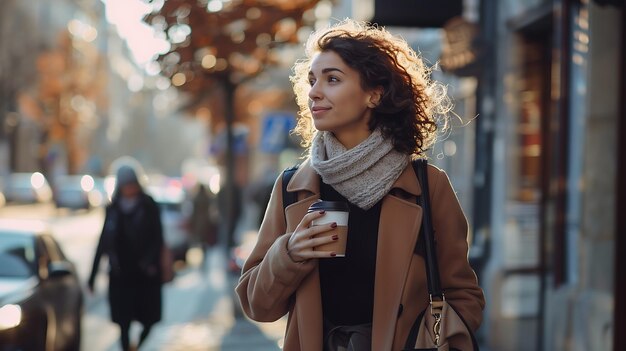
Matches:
[286,158,422,197]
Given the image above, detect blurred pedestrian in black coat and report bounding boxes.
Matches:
[189,184,218,265]
[88,164,164,351]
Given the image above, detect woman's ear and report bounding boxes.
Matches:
[368,87,383,108]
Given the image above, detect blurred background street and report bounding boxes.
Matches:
[0,202,286,350]
[0,0,625,350]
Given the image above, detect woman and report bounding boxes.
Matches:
[189,183,218,269]
[88,164,164,351]
[236,19,484,350]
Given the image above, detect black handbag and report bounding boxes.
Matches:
[403,159,480,351]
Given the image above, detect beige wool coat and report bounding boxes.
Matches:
[236,159,485,350]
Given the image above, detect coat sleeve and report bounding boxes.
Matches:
[429,166,485,331]
[147,197,164,259]
[139,196,164,279]
[235,173,316,322]
[88,206,111,289]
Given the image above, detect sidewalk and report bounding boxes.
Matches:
[137,247,286,351]
[81,245,286,351]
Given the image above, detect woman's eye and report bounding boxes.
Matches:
[328,76,339,83]
[308,79,316,86]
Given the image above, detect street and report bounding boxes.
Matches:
[0,203,286,351]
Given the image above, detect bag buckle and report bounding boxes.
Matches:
[429,294,445,346]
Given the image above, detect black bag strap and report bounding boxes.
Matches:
[281,164,300,214]
[412,159,443,298]
[405,160,480,351]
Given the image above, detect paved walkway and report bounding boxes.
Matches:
[83,247,286,351]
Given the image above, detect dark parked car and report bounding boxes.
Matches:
[0,220,83,351]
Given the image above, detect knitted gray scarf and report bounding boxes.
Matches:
[310,129,409,210]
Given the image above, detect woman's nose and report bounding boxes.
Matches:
[308,83,321,100]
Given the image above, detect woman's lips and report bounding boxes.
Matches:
[311,106,331,116]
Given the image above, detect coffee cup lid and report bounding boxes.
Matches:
[308,200,349,212]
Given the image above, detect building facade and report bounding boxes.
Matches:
[478,0,624,350]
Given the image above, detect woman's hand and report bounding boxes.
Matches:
[286,210,339,262]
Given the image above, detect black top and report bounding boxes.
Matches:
[116,209,144,276]
[319,182,382,326]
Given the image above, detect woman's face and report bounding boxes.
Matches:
[308,50,379,146]
[120,182,140,198]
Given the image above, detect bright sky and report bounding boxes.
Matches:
[101,0,170,65]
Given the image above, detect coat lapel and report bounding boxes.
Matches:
[289,198,324,351]
[372,165,423,350]
[284,163,324,350]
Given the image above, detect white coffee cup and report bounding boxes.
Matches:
[308,201,349,257]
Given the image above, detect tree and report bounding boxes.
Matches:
[143,0,323,248]
[1,1,108,174]
[0,0,40,170]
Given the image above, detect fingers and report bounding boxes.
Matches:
[287,211,339,262]
[296,210,326,231]
[288,232,339,261]
[307,231,339,250]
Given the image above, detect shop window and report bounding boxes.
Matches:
[502,35,551,266]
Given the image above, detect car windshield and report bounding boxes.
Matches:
[0,233,36,278]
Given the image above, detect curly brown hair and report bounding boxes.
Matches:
[290,19,451,156]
